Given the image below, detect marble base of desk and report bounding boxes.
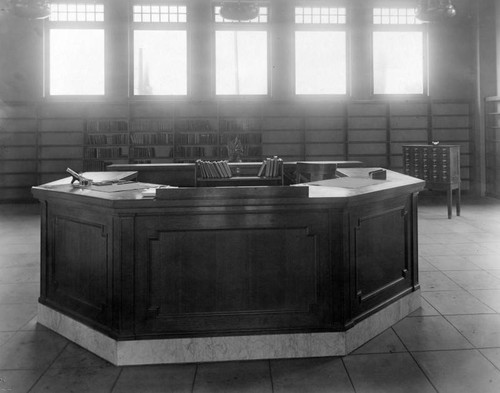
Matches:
[38,290,420,366]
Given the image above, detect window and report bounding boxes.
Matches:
[295,7,347,95]
[214,6,268,95]
[48,3,105,95]
[372,8,425,95]
[133,4,188,95]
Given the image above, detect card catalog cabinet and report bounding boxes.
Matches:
[403,144,461,219]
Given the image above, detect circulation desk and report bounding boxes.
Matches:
[32,168,424,366]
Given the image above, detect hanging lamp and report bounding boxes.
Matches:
[1,0,51,19]
[219,1,259,21]
[415,0,457,22]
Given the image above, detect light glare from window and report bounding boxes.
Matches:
[49,29,104,95]
[373,32,424,94]
[134,30,187,95]
[295,31,346,95]
[215,31,267,95]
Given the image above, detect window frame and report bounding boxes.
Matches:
[293,4,349,97]
[44,2,107,99]
[130,1,190,100]
[212,3,271,99]
[371,7,428,98]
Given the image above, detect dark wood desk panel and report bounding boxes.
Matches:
[32,168,424,341]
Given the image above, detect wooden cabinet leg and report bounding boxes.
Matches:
[456,185,461,216]
[447,188,452,219]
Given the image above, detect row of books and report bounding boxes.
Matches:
[130,147,156,158]
[83,159,107,171]
[86,133,129,145]
[176,133,219,145]
[257,156,283,178]
[220,119,262,132]
[220,133,262,144]
[176,119,213,132]
[85,118,263,134]
[175,146,219,158]
[86,120,128,132]
[84,147,123,159]
[196,160,232,179]
[130,132,174,145]
[130,120,173,132]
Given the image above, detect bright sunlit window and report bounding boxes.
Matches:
[373,32,424,94]
[49,29,105,95]
[133,4,187,95]
[214,6,268,95]
[134,31,187,95]
[295,7,346,95]
[372,8,425,95]
[48,3,105,96]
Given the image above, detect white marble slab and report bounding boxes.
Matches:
[38,290,420,366]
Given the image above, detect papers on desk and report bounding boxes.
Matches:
[307,177,387,189]
[90,182,153,192]
[141,185,178,197]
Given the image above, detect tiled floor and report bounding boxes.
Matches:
[1,196,500,392]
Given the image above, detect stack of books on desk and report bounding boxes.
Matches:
[257,156,282,178]
[196,160,232,179]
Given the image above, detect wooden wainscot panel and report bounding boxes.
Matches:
[349,195,414,322]
[43,209,111,329]
[133,209,336,337]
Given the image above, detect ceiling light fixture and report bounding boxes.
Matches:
[1,0,51,20]
[416,0,457,22]
[219,1,259,21]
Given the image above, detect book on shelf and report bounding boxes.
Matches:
[257,160,266,177]
[261,156,282,178]
[196,160,232,179]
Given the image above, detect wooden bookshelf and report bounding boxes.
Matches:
[195,161,283,187]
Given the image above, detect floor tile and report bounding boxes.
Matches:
[342,352,436,393]
[469,289,500,313]
[413,349,500,393]
[0,244,39,256]
[50,343,114,369]
[407,297,440,317]
[446,314,500,348]
[112,364,196,393]
[418,259,438,272]
[467,233,500,242]
[0,267,39,284]
[487,269,500,279]
[352,328,407,354]
[0,283,39,304]
[193,360,272,393]
[30,367,121,393]
[0,253,39,269]
[0,332,15,347]
[0,303,37,331]
[479,348,500,369]
[423,255,480,271]
[421,233,475,244]
[0,330,68,370]
[392,316,472,351]
[417,234,437,244]
[422,290,495,315]
[450,242,495,256]
[19,316,49,332]
[270,357,354,393]
[0,235,40,249]
[464,254,500,270]
[419,271,462,292]
[419,244,458,257]
[443,271,500,290]
[0,369,44,393]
